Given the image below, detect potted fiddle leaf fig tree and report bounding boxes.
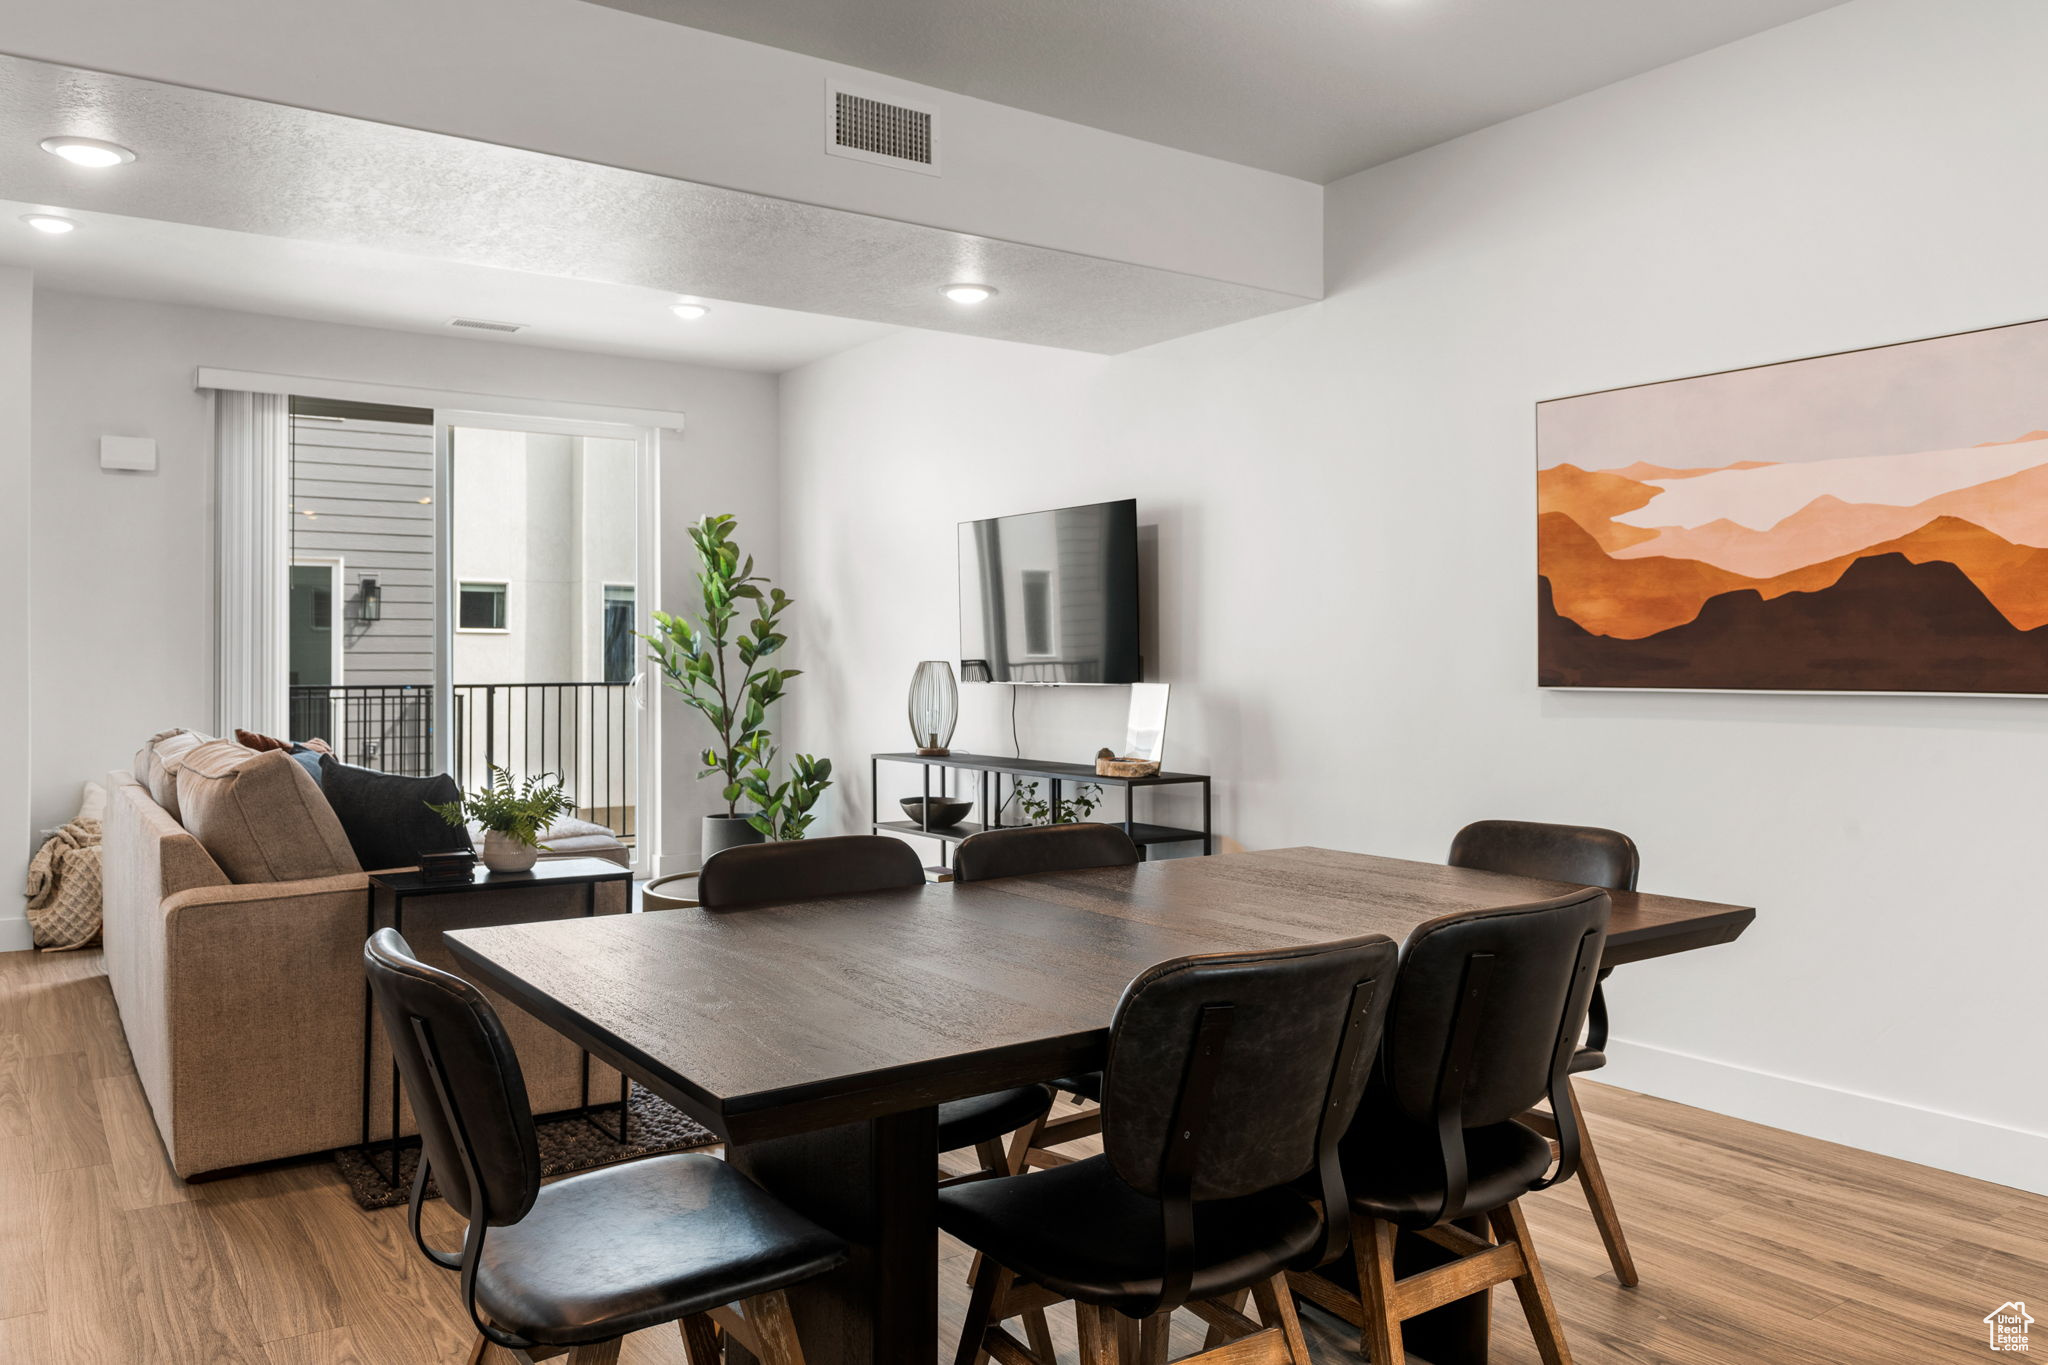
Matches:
[646,513,828,860]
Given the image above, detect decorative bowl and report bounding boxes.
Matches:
[900,797,972,829]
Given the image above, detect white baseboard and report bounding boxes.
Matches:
[0,915,31,953]
[1604,1037,2048,1197]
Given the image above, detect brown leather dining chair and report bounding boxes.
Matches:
[952,822,1143,1168]
[943,932,1399,1365]
[697,835,1056,1183]
[1447,818,1642,1287]
[363,929,846,1365]
[1290,889,1610,1365]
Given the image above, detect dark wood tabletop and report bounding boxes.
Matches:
[444,845,1752,1365]
[445,846,1753,1145]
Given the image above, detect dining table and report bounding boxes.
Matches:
[444,845,1754,1365]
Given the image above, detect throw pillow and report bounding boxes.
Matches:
[175,741,361,884]
[234,728,292,752]
[143,730,212,822]
[318,755,469,872]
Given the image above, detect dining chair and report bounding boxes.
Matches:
[697,834,1056,1182]
[363,929,846,1365]
[1447,818,1642,1286]
[941,932,1400,1365]
[1289,889,1610,1365]
[952,822,1142,1168]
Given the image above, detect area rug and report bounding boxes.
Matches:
[335,1086,718,1210]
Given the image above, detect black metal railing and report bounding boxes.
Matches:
[287,682,636,843]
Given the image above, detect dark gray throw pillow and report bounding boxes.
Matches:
[317,755,468,872]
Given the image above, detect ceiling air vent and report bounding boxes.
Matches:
[826,82,940,176]
[448,317,525,333]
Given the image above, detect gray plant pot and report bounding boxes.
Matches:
[703,813,765,861]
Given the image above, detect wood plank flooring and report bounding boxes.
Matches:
[1,947,2038,1363]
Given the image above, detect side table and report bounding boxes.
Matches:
[362,857,634,1186]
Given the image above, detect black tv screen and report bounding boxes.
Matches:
[959,498,1140,684]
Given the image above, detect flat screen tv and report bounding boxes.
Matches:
[959,498,1140,684]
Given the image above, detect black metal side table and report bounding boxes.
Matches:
[362,857,633,1185]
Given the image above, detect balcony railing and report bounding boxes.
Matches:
[287,682,637,843]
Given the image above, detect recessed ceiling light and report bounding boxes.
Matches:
[943,284,997,305]
[21,214,76,234]
[671,302,710,320]
[39,136,136,168]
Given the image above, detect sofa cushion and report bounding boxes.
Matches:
[175,741,362,883]
[138,730,213,821]
[318,755,469,872]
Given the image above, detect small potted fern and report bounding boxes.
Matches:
[430,767,574,873]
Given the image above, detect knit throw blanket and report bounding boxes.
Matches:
[27,817,103,951]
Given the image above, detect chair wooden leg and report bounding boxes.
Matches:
[744,1289,810,1365]
[1004,1116,1043,1176]
[1022,1308,1057,1364]
[679,1314,723,1365]
[465,1336,490,1365]
[1114,1313,1141,1362]
[1136,1310,1171,1365]
[954,1256,1004,1365]
[1354,1214,1406,1365]
[567,1341,622,1365]
[1489,1201,1572,1365]
[1251,1272,1313,1364]
[1562,1082,1638,1287]
[1075,1303,1118,1365]
[1203,1287,1251,1349]
[974,1138,1009,1176]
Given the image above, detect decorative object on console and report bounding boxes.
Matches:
[1539,314,2048,693]
[907,660,958,755]
[1093,681,1171,776]
[429,766,573,873]
[900,796,972,829]
[1017,779,1102,825]
[647,513,829,858]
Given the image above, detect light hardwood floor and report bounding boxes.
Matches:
[1,947,2038,1363]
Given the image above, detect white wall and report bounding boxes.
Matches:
[29,289,778,885]
[2,0,1320,299]
[779,0,2048,1193]
[0,271,31,951]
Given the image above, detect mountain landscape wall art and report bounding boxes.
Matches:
[1537,317,2048,694]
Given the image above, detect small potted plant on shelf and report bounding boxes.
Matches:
[646,513,833,859]
[429,767,574,873]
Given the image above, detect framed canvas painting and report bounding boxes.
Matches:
[1537,317,2048,694]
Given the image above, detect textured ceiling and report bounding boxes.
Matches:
[586,0,1845,182]
[0,199,898,372]
[0,54,1306,355]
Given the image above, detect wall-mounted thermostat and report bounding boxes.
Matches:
[100,435,157,472]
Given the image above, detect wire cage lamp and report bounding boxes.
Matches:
[908,660,958,757]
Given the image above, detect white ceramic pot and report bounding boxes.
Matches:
[480,830,540,873]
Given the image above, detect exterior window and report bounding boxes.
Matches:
[1021,570,1052,655]
[459,582,507,631]
[603,584,635,683]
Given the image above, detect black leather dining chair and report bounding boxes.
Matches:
[363,929,846,1365]
[1289,889,1609,1365]
[952,822,1143,1169]
[1448,818,1641,1286]
[941,932,1400,1365]
[697,835,1055,1183]
[952,821,1141,883]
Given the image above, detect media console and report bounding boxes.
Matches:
[870,750,1213,872]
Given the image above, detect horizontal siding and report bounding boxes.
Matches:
[292,414,436,690]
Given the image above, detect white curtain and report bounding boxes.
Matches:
[212,390,290,737]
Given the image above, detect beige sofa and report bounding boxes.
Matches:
[103,766,630,1179]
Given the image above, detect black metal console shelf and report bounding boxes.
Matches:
[871,750,1213,868]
